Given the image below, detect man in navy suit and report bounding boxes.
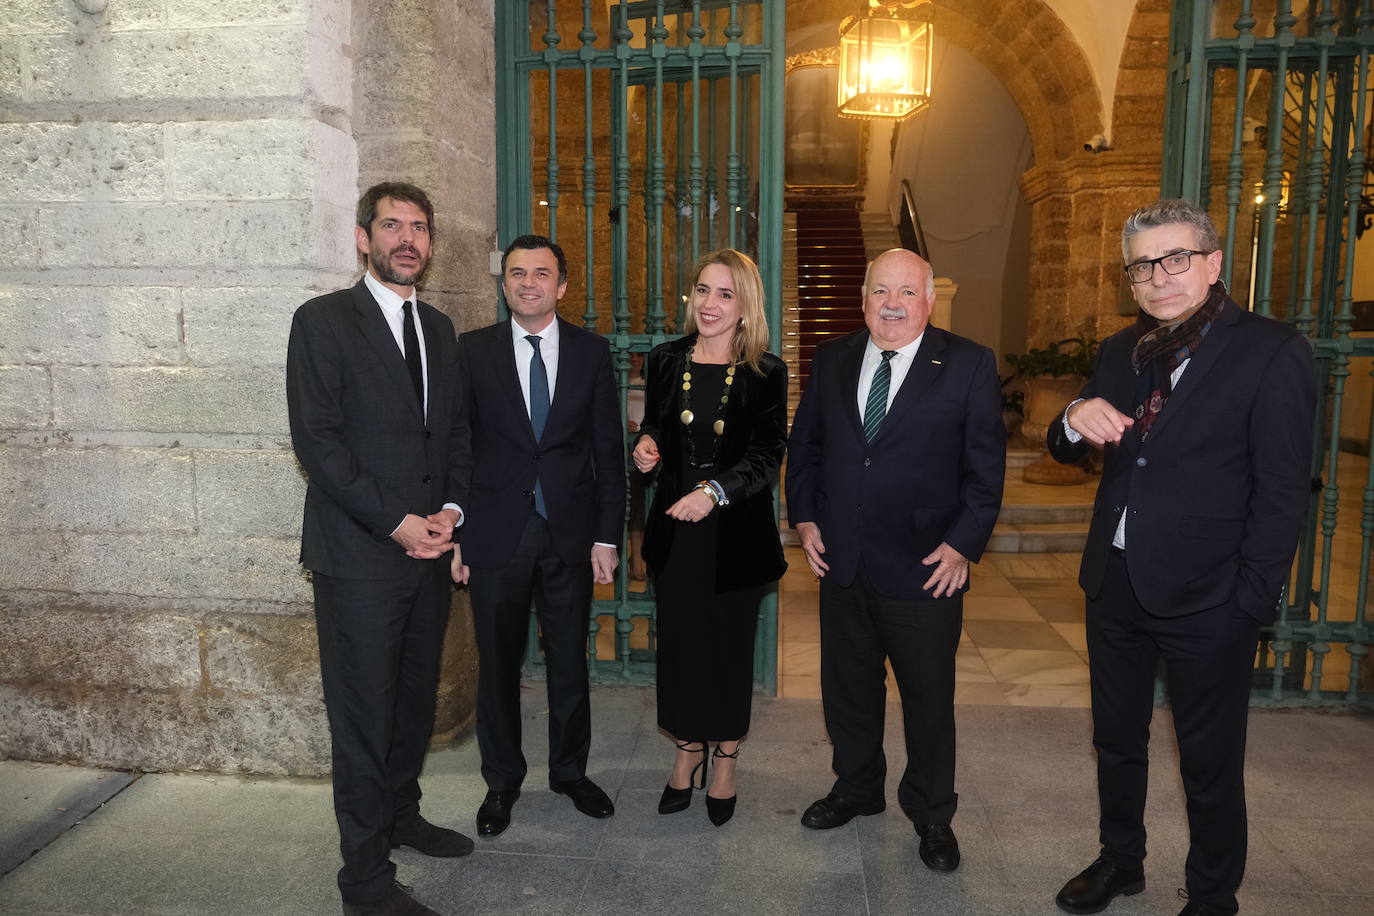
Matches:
[1048,200,1316,916]
[786,248,1005,873]
[287,182,471,916]
[450,235,624,838]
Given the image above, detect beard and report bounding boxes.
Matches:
[369,242,429,288]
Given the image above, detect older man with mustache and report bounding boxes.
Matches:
[786,248,1005,873]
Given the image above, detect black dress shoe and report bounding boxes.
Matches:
[390,815,474,857]
[799,793,885,829]
[550,776,615,818]
[476,789,520,838]
[915,823,960,872]
[342,881,441,916]
[1176,888,1228,915]
[1055,856,1145,914]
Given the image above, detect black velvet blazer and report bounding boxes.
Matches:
[637,334,788,592]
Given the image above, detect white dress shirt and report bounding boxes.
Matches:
[1062,359,1189,549]
[364,270,428,417]
[856,332,925,420]
[511,314,560,417]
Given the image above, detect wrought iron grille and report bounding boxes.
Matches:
[1165,0,1374,706]
[495,0,786,691]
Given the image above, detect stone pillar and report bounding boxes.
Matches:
[0,0,495,775]
[1020,152,1163,345]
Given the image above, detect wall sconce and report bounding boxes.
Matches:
[837,0,934,121]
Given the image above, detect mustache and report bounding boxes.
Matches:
[878,306,907,320]
[391,243,420,257]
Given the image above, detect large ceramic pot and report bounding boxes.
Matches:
[1020,374,1087,485]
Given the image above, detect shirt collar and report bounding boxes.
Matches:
[865,331,924,361]
[363,270,415,317]
[512,315,559,346]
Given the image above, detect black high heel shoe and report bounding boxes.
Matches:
[658,740,708,815]
[705,745,738,826]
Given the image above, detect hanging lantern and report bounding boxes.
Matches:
[837,1,934,121]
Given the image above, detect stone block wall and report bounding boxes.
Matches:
[0,0,495,774]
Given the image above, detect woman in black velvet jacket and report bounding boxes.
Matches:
[631,248,787,826]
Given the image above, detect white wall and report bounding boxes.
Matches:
[885,38,1033,361]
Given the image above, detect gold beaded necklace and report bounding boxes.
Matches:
[679,343,735,467]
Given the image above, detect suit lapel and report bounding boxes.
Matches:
[417,301,445,425]
[868,328,948,445]
[839,333,867,441]
[1139,301,1240,443]
[495,322,537,444]
[544,318,575,434]
[351,282,423,422]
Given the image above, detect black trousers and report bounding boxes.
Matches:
[469,512,593,791]
[1088,549,1259,915]
[819,564,962,825]
[313,561,450,905]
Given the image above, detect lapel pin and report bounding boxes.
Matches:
[931,359,943,365]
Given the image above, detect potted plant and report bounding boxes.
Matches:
[1004,337,1099,484]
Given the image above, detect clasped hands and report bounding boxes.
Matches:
[391,508,459,560]
[633,434,716,523]
[796,521,970,599]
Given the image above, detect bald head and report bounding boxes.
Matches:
[862,248,935,349]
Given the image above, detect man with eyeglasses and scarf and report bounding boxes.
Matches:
[1047,199,1316,916]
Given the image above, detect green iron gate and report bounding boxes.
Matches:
[495,0,786,692]
[1165,0,1374,706]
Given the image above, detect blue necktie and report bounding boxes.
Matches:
[863,350,896,444]
[527,335,549,517]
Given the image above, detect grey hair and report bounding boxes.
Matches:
[1121,198,1221,261]
[861,249,937,301]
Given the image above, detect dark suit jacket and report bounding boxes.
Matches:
[786,326,1006,599]
[637,334,789,592]
[286,281,466,580]
[1048,297,1316,622]
[453,317,625,567]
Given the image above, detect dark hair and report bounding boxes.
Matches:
[502,234,568,284]
[356,182,435,237]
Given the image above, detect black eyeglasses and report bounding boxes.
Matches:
[1123,250,1213,284]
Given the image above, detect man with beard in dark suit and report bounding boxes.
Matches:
[288,182,472,916]
[1049,199,1316,916]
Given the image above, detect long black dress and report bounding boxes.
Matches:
[638,337,788,742]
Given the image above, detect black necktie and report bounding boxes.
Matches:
[402,302,424,412]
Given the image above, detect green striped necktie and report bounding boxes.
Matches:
[863,349,896,444]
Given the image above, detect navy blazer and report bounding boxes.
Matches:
[637,334,789,592]
[786,326,1006,599]
[286,281,467,579]
[452,317,625,568]
[1048,297,1317,621]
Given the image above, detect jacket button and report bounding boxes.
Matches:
[1135,457,1147,468]
[534,453,542,460]
[422,475,433,483]
[424,431,431,439]
[864,458,871,468]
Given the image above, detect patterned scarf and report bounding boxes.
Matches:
[1128,281,1227,439]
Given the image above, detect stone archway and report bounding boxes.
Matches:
[785,0,1157,347]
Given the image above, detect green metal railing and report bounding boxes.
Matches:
[1165,0,1374,706]
[495,0,785,692]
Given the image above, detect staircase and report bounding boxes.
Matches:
[791,209,868,388]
